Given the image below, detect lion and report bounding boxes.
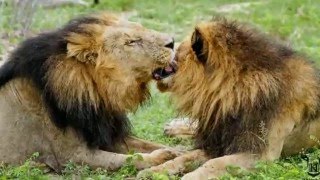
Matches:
[0,12,179,171]
[138,17,320,179]
[163,118,197,139]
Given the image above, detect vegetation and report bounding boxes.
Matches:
[1,0,320,179]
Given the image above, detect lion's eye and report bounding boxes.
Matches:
[125,38,142,46]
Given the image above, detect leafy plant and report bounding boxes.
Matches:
[0,152,48,180]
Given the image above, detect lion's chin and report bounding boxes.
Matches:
[156,75,174,92]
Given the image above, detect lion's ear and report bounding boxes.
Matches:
[191,28,208,64]
[66,43,98,64]
[66,32,101,64]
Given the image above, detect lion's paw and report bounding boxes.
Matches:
[148,148,182,164]
[135,148,182,170]
[181,167,216,180]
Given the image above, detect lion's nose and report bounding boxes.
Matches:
[164,38,174,50]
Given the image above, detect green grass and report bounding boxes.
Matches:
[1,0,320,179]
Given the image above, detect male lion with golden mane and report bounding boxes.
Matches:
[0,12,179,171]
[139,17,320,179]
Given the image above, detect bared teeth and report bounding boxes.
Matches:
[153,73,161,80]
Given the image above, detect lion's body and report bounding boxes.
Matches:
[139,18,320,179]
[0,13,178,171]
[0,79,82,165]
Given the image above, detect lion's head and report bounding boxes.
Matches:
[65,13,175,84]
[39,13,176,113]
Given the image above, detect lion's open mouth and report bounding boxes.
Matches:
[152,63,177,80]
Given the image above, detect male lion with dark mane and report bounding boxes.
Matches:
[0,12,179,171]
[138,17,320,179]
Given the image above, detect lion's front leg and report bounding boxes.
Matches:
[71,147,128,170]
[70,146,180,170]
[137,149,209,178]
[118,136,169,153]
[181,153,258,180]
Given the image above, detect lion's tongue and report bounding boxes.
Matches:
[164,66,173,73]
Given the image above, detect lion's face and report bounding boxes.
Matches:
[173,20,241,77]
[65,13,175,83]
[104,24,176,82]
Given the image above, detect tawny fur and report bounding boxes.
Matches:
[163,118,197,138]
[138,17,320,179]
[0,12,178,171]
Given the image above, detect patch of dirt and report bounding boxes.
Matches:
[119,10,138,19]
[12,0,89,8]
[214,2,265,14]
